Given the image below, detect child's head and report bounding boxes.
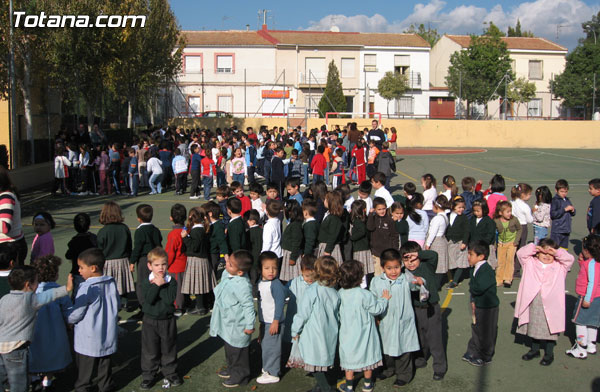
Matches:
[336,184,351,201]
[234,147,242,158]
[371,172,386,189]
[442,175,457,195]
[99,201,124,225]
[78,248,105,279]
[536,238,559,264]
[266,199,282,219]
[249,183,263,200]
[403,182,416,198]
[266,183,279,200]
[358,180,372,199]
[204,201,221,221]
[259,251,279,281]
[461,176,476,192]
[226,249,253,276]
[170,203,187,226]
[535,186,552,205]
[147,247,168,277]
[468,240,489,266]
[338,260,364,289]
[0,242,17,271]
[188,206,209,228]
[582,234,600,261]
[284,199,303,222]
[128,148,136,157]
[382,141,390,150]
[302,199,317,219]
[32,255,61,283]
[495,200,512,220]
[230,182,244,198]
[451,197,466,215]
[317,145,325,154]
[285,177,300,196]
[73,213,91,233]
[589,178,600,197]
[274,147,285,158]
[472,199,489,218]
[136,204,153,223]
[314,256,339,287]
[300,255,316,284]
[489,174,505,193]
[291,149,299,159]
[409,192,424,210]
[433,195,450,212]
[421,173,436,190]
[400,241,422,271]
[226,197,243,216]
[243,209,260,227]
[555,179,569,197]
[8,265,37,291]
[373,197,388,217]
[380,248,402,280]
[324,191,344,217]
[390,202,405,221]
[32,212,55,235]
[216,185,231,201]
[311,181,327,201]
[510,183,533,201]
[350,200,367,222]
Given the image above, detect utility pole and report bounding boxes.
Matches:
[9,0,18,168]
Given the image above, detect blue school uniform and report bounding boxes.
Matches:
[338,287,388,370]
[283,276,313,342]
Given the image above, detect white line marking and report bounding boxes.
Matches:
[519,149,600,164]
[452,292,466,295]
[503,291,518,294]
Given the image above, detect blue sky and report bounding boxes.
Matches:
[171,0,600,49]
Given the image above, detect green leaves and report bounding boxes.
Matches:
[318,60,347,118]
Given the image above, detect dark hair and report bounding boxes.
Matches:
[285,177,300,188]
[372,172,386,185]
[317,145,325,154]
[380,248,401,267]
[325,191,344,217]
[226,197,243,214]
[535,186,552,205]
[33,255,61,282]
[555,179,569,191]
[232,250,253,273]
[244,209,261,224]
[442,175,458,198]
[338,260,364,289]
[315,256,339,287]
[230,181,243,191]
[99,201,124,224]
[433,195,450,210]
[170,204,187,225]
[461,176,476,192]
[405,193,424,224]
[203,201,221,220]
[259,251,279,266]
[538,238,559,249]
[216,185,231,197]
[472,199,489,217]
[350,200,367,223]
[422,173,436,189]
[390,201,405,215]
[74,213,91,233]
[589,178,600,190]
[8,265,37,290]
[285,200,303,222]
[266,199,282,218]
[359,180,372,195]
[403,182,416,195]
[510,183,533,200]
[489,174,505,193]
[311,181,328,202]
[301,254,316,271]
[583,235,600,261]
[399,241,421,258]
[136,204,153,223]
[494,200,512,218]
[0,242,18,270]
[249,182,264,195]
[468,240,489,259]
[302,199,317,217]
[32,212,56,229]
[451,196,466,211]
[336,183,351,200]
[372,196,387,209]
[266,182,279,193]
[78,248,105,272]
[188,207,209,231]
[0,165,19,199]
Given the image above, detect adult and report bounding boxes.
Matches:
[367,119,386,150]
[0,166,27,265]
[347,122,360,155]
[76,123,91,146]
[90,124,107,148]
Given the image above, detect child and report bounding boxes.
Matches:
[376,142,396,189]
[366,140,379,179]
[65,213,98,294]
[511,183,533,277]
[367,197,399,277]
[338,183,354,212]
[280,200,304,283]
[485,174,507,219]
[30,212,55,264]
[244,209,263,295]
[350,200,373,281]
[181,207,215,316]
[289,149,303,179]
[53,146,72,196]
[400,242,447,380]
[425,195,450,284]
[261,200,282,259]
[209,250,255,388]
[0,266,72,392]
[232,181,252,217]
[516,240,574,366]
[128,148,139,196]
[226,197,247,253]
[283,255,315,344]
[567,235,600,359]
[372,172,394,208]
[446,197,470,289]
[230,147,246,186]
[469,200,498,269]
[291,256,341,392]
[30,256,72,390]
[337,260,390,392]
[532,186,552,245]
[189,144,201,200]
[358,180,373,213]
[165,204,188,315]
[588,178,600,233]
[370,249,420,387]
[206,202,229,279]
[302,200,319,256]
[421,173,437,220]
[460,176,483,218]
[172,149,188,195]
[249,183,265,220]
[256,251,287,384]
[550,179,576,249]
[146,150,164,195]
[286,177,303,205]
[97,148,110,195]
[215,185,232,225]
[352,140,367,185]
[130,204,163,308]
[331,148,346,189]
[406,193,429,247]
[317,192,345,262]
[463,241,499,366]
[140,248,181,389]
[494,201,522,287]
[391,202,409,246]
[200,148,216,200]
[310,145,327,183]
[441,175,458,201]
[271,148,286,197]
[0,242,16,298]
[97,202,135,302]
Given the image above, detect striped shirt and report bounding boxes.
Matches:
[0,192,23,243]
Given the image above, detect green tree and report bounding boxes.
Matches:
[483,21,506,37]
[318,60,347,118]
[580,11,600,44]
[377,71,409,118]
[404,23,440,47]
[507,77,537,116]
[507,19,535,37]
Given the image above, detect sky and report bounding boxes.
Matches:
[170,0,600,50]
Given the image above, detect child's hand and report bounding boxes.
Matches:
[381,289,391,300]
[292,335,299,341]
[152,273,166,286]
[578,252,585,262]
[129,264,135,273]
[243,328,254,335]
[424,245,430,250]
[460,243,467,250]
[565,205,575,212]
[180,229,188,238]
[289,259,296,266]
[413,277,424,286]
[404,252,419,263]
[269,320,280,335]
[66,273,74,292]
[583,300,591,308]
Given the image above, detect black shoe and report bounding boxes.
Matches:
[140,379,155,390]
[447,281,458,289]
[393,379,409,387]
[130,311,144,320]
[503,282,512,288]
[522,350,541,361]
[222,379,239,388]
[189,307,207,316]
[167,375,183,387]
[376,370,394,380]
[540,355,554,366]
[433,373,445,381]
[467,357,484,367]
[217,369,230,379]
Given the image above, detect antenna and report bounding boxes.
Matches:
[556,24,571,40]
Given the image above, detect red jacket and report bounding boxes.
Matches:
[165,227,187,274]
[238,195,252,216]
[311,153,327,176]
[201,157,216,177]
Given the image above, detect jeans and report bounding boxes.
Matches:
[233,173,245,185]
[202,176,212,200]
[129,173,139,196]
[110,168,121,194]
[149,173,163,194]
[302,163,309,185]
[216,171,226,187]
[0,345,29,392]
[533,225,548,245]
[324,164,330,185]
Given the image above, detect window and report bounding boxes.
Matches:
[528,98,542,117]
[528,60,543,80]
[188,96,201,114]
[184,55,202,73]
[305,57,327,83]
[341,58,355,78]
[394,55,410,74]
[306,94,322,114]
[217,95,233,112]
[396,97,414,115]
[216,55,233,73]
[364,54,377,71]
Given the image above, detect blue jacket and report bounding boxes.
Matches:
[245,144,257,166]
[587,195,600,232]
[159,150,173,168]
[460,190,483,218]
[258,279,286,323]
[190,153,201,171]
[550,194,575,234]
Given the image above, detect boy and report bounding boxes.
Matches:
[285,177,303,205]
[231,181,252,217]
[206,201,229,277]
[270,148,286,198]
[140,248,181,389]
[0,266,72,391]
[330,148,346,189]
[0,242,17,298]
[172,149,188,195]
[256,251,286,384]
[302,200,319,256]
[289,149,302,179]
[128,148,139,197]
[131,204,163,308]
[108,143,122,195]
[249,183,265,220]
[358,180,374,213]
[67,248,119,392]
[400,242,447,380]
[587,178,600,233]
[165,204,187,315]
[265,183,284,222]
[310,145,327,184]
[463,240,499,367]
[370,248,420,387]
[372,172,394,208]
[210,250,256,387]
[459,177,483,218]
[262,200,282,259]
[367,197,399,276]
[65,213,98,294]
[200,147,216,201]
[366,140,380,179]
[227,197,247,253]
[215,185,232,225]
[377,142,396,189]
[244,209,263,296]
[550,179,576,249]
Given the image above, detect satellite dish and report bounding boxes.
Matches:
[330,26,340,32]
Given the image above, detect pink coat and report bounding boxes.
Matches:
[514,243,574,334]
[485,192,507,218]
[575,257,600,300]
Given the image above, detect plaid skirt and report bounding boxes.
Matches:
[572,296,600,328]
[181,256,216,295]
[430,236,449,274]
[317,243,343,265]
[353,249,374,274]
[104,258,135,295]
[488,244,498,269]
[280,249,302,282]
[516,292,558,341]
[448,240,469,269]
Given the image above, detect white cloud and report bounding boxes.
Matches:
[303,0,600,49]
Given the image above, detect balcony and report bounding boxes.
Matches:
[409,71,422,89]
[299,72,326,88]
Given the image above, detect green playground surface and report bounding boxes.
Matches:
[21,148,600,392]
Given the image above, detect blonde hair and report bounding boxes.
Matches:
[99,201,124,225]
[147,247,168,263]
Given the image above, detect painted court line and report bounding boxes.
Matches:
[396,169,419,182]
[442,159,517,181]
[519,149,600,164]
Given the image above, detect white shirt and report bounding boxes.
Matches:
[473,260,487,276]
[425,212,448,246]
[358,196,373,213]
[511,198,534,225]
[262,217,282,257]
[423,187,437,211]
[251,198,265,218]
[374,187,394,208]
[258,280,275,323]
[344,195,355,212]
[442,189,452,201]
[449,212,458,226]
[146,157,163,175]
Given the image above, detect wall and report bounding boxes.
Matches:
[430,36,462,88]
[0,100,9,163]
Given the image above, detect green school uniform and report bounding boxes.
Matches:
[209,220,229,256]
[281,221,304,262]
[303,219,319,255]
[469,216,496,246]
[182,226,210,258]
[470,262,499,308]
[131,224,162,265]
[318,214,343,253]
[248,226,263,267]
[395,219,409,246]
[141,275,177,319]
[97,223,132,260]
[227,217,247,253]
[350,219,369,252]
[446,214,470,244]
[410,250,440,305]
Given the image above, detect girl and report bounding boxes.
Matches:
[350,200,373,281]
[516,239,574,366]
[532,186,552,245]
[494,201,522,287]
[98,147,110,195]
[137,139,149,189]
[469,199,498,269]
[31,212,55,263]
[425,195,450,284]
[446,197,470,289]
[97,202,135,302]
[567,235,600,359]
[389,127,398,153]
[421,174,437,220]
[290,256,341,392]
[189,144,201,199]
[52,146,71,196]
[511,183,533,277]
[146,150,164,195]
[330,148,346,189]
[284,255,316,345]
[230,147,246,185]
[352,139,367,185]
[311,180,328,224]
[317,192,344,263]
[485,174,507,218]
[338,260,390,392]
[406,193,430,248]
[181,206,216,315]
[441,175,458,201]
[391,202,409,247]
[216,147,228,187]
[280,200,304,282]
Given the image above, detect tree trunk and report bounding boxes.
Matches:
[148,101,154,126]
[386,100,390,119]
[86,103,94,133]
[127,101,133,129]
[20,50,34,165]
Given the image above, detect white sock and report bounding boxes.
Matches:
[576,325,588,347]
[588,327,598,346]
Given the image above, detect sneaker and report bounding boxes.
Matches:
[189,195,199,200]
[467,357,484,367]
[217,369,230,379]
[78,191,89,196]
[447,281,458,289]
[566,343,588,359]
[167,375,183,387]
[140,379,155,390]
[222,379,239,388]
[433,373,445,381]
[588,343,597,354]
[256,372,280,384]
[461,353,473,362]
[337,380,353,391]
[362,380,374,392]
[174,309,184,317]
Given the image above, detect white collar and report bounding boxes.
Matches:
[137,222,152,228]
[230,216,241,222]
[148,272,171,283]
[0,270,10,277]
[249,224,258,228]
[305,217,315,223]
[192,223,204,229]
[473,260,487,275]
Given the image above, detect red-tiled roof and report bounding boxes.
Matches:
[265,30,430,48]
[445,35,567,51]
[182,31,274,46]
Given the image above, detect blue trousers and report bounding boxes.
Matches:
[202,176,212,200]
[260,322,283,376]
[0,345,29,392]
[233,173,245,185]
[149,173,163,194]
[129,173,139,196]
[302,163,309,185]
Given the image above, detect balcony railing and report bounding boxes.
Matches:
[409,71,421,89]
[299,73,327,85]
